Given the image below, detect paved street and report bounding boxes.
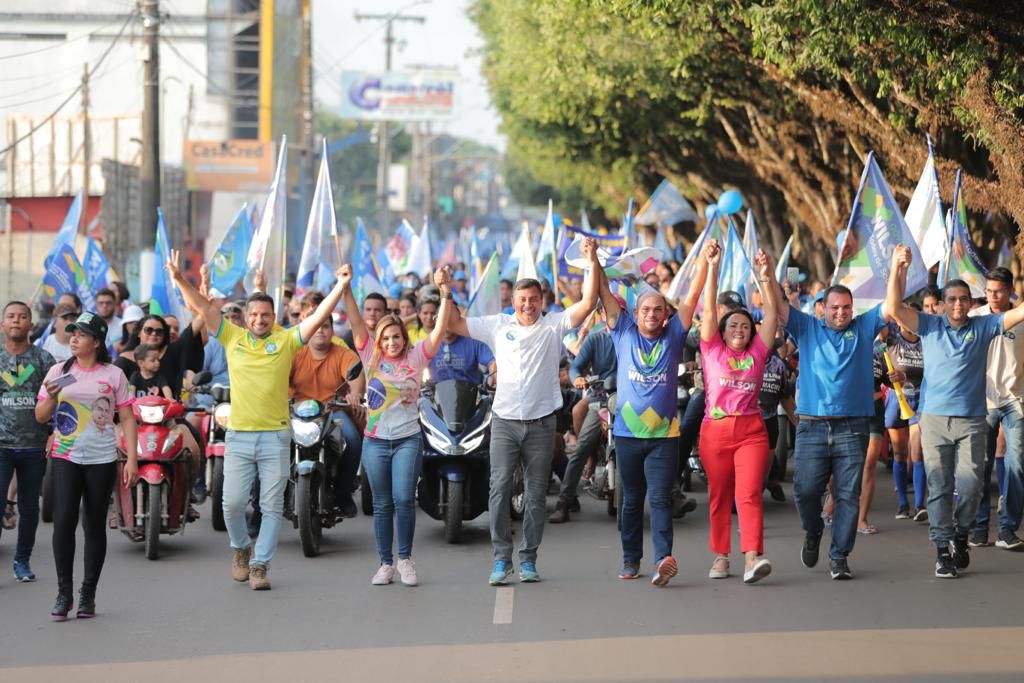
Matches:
[1,472,1023,682]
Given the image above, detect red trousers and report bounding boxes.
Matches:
[699,414,771,555]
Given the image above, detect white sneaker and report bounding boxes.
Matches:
[397,558,418,586]
[371,564,395,585]
[743,558,772,584]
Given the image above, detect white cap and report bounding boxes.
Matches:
[122,304,145,324]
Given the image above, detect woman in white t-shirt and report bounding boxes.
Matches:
[35,312,138,621]
[339,265,452,587]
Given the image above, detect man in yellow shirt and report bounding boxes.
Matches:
[166,250,351,591]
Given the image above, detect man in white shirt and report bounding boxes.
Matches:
[95,288,122,350]
[448,238,600,585]
[969,267,1024,551]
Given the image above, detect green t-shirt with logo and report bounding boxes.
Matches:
[0,346,56,449]
[215,320,303,431]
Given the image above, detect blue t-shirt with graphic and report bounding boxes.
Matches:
[609,313,685,439]
[429,336,495,385]
[785,304,886,417]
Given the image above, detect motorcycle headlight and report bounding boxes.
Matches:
[214,403,232,428]
[460,432,486,453]
[291,419,322,447]
[139,405,166,424]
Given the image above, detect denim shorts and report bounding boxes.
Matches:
[869,398,885,438]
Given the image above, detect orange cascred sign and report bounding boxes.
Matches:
[182,140,275,192]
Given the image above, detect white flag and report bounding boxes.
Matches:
[904,147,946,269]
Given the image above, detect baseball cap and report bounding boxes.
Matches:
[122,304,145,324]
[717,291,744,308]
[65,311,108,340]
[814,290,825,303]
[54,303,79,319]
[453,270,468,281]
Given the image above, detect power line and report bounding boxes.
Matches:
[0,13,132,62]
[0,8,137,158]
[0,55,136,109]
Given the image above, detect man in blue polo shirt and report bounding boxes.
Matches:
[887,245,1024,578]
[781,278,887,580]
[429,329,495,385]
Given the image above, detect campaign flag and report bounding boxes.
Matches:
[997,239,1012,269]
[938,170,986,297]
[246,136,287,304]
[84,238,115,291]
[832,152,929,312]
[665,209,717,303]
[41,243,96,312]
[501,222,535,281]
[150,209,185,320]
[904,139,947,269]
[515,222,538,282]
[297,143,338,295]
[536,200,558,286]
[44,190,85,269]
[405,218,433,278]
[563,237,662,284]
[557,226,627,279]
[469,226,486,292]
[468,252,502,317]
[774,235,794,282]
[719,217,754,301]
[438,234,458,266]
[352,218,385,304]
[634,178,699,227]
[207,204,252,298]
[581,208,593,235]
[381,220,417,277]
[741,210,762,292]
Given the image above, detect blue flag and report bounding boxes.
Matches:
[633,179,698,227]
[208,204,252,298]
[297,142,337,294]
[84,238,114,291]
[719,217,753,302]
[352,218,384,305]
[150,209,185,320]
[44,190,84,269]
[42,243,96,312]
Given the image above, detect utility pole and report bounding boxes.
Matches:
[81,62,91,237]
[354,11,425,233]
[140,0,161,248]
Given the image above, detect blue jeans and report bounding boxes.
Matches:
[362,434,422,564]
[974,401,1024,534]
[0,448,46,563]
[615,436,677,564]
[223,429,290,567]
[330,410,363,504]
[793,417,869,561]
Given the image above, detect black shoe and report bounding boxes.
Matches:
[336,495,358,519]
[50,588,73,621]
[894,505,910,520]
[672,493,697,519]
[767,482,786,503]
[568,497,581,513]
[192,481,208,505]
[77,585,96,619]
[995,529,1024,551]
[968,528,991,547]
[950,537,970,571]
[548,499,571,524]
[829,558,852,580]
[935,548,958,579]
[801,533,822,568]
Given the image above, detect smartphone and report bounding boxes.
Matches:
[786,267,800,289]
[51,374,78,388]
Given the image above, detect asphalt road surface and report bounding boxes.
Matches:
[1,471,1023,682]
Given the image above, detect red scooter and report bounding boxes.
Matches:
[115,394,200,560]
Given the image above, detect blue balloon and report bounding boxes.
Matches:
[717,189,743,215]
[704,204,718,220]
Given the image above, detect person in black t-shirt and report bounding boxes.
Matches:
[128,344,172,399]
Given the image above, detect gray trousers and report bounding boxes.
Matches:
[919,413,988,545]
[490,413,556,563]
[559,392,616,501]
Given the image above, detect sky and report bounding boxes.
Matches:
[311,0,505,151]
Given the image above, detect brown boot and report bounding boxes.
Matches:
[232,546,252,582]
[249,563,271,590]
[549,499,571,524]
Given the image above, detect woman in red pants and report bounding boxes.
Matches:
[698,243,780,584]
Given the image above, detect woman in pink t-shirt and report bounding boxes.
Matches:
[698,242,780,584]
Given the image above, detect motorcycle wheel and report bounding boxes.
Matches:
[361,469,373,516]
[40,456,54,523]
[210,458,226,532]
[144,482,162,561]
[509,463,525,521]
[296,475,322,557]
[444,479,463,544]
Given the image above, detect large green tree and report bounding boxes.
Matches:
[472,0,1024,278]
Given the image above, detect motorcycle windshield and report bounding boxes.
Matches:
[433,380,479,434]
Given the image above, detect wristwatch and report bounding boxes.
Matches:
[442,291,454,300]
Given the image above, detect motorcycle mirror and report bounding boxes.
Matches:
[192,371,212,386]
[346,361,363,381]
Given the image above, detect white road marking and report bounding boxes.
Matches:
[492,587,514,624]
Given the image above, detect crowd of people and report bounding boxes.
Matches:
[1,234,1022,621]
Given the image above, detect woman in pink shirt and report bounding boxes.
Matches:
[698,242,780,584]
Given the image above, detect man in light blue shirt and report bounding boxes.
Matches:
[781,280,886,581]
[887,245,1024,578]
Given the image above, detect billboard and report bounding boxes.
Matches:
[340,70,456,121]
[181,140,275,192]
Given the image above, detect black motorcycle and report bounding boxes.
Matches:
[417,378,493,543]
[188,374,230,532]
[286,363,362,557]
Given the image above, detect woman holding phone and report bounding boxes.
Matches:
[36,312,138,620]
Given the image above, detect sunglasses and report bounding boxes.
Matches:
[142,326,165,335]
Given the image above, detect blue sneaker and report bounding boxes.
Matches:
[14,560,36,583]
[519,561,540,583]
[488,560,513,586]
